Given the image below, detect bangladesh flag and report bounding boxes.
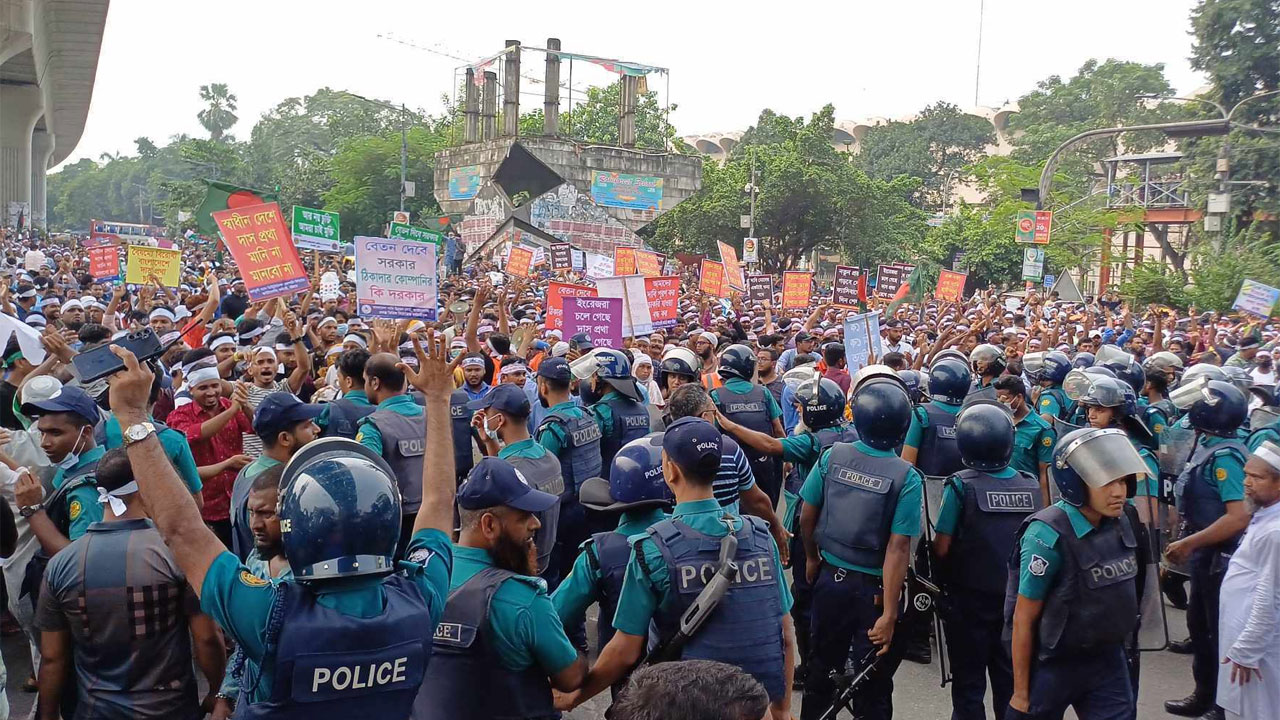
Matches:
[887,265,928,314]
[195,180,277,237]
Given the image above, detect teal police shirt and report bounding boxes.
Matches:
[1015,501,1100,600]
[711,378,783,422]
[355,394,424,455]
[935,466,1020,536]
[102,416,203,494]
[316,389,372,431]
[535,400,590,456]
[551,507,668,627]
[1011,412,1055,478]
[903,401,961,450]
[54,445,107,541]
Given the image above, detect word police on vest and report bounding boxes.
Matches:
[726,402,765,414]
[311,657,409,693]
[677,555,774,592]
[836,468,889,493]
[1089,556,1138,586]
[985,491,1036,510]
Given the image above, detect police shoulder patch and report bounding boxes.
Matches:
[1216,467,1228,482]
[355,431,364,443]
[407,547,433,565]
[68,499,82,520]
[1041,398,1051,407]
[1154,424,1164,434]
[239,570,269,587]
[1028,554,1049,577]
[1042,436,1053,447]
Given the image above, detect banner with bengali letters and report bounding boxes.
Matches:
[718,241,745,291]
[546,282,598,331]
[700,259,726,297]
[843,311,884,369]
[125,246,182,287]
[290,206,342,253]
[1232,279,1280,317]
[551,243,573,270]
[645,276,680,328]
[213,202,308,300]
[354,236,438,321]
[875,264,903,298]
[595,275,654,337]
[562,297,623,349]
[747,274,774,305]
[614,246,637,276]
[832,266,861,308]
[635,249,663,278]
[782,271,813,309]
[89,246,121,281]
[506,245,534,278]
[935,269,967,302]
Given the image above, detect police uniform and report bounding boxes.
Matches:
[1010,412,1055,482]
[1037,385,1073,421]
[799,440,922,720]
[317,389,374,440]
[712,377,785,505]
[498,439,564,583]
[590,389,650,473]
[537,387,603,587]
[1139,396,1176,448]
[357,394,426,558]
[450,388,477,483]
[904,400,963,477]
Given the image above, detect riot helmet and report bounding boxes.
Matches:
[850,364,908,396]
[717,344,757,381]
[955,402,1015,472]
[851,380,912,450]
[660,347,700,381]
[970,344,1008,378]
[1036,351,1073,385]
[927,357,972,405]
[578,433,674,512]
[1051,427,1149,506]
[1180,363,1228,388]
[1221,365,1253,395]
[1072,352,1096,369]
[795,376,847,431]
[897,369,924,404]
[574,348,644,402]
[1142,351,1184,385]
[1185,380,1248,437]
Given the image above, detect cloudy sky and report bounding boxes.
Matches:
[63,0,1206,169]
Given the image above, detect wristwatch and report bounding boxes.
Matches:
[19,503,43,518]
[123,421,156,445]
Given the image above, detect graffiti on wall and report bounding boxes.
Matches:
[529,183,639,255]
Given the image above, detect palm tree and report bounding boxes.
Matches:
[198,83,239,141]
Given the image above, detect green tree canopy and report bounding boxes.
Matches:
[856,101,995,209]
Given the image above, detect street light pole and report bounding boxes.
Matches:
[400,103,408,213]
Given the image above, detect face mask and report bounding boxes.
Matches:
[57,427,87,470]
[483,414,501,442]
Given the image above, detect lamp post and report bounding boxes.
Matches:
[342,92,410,213]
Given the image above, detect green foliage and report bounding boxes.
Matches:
[197,83,239,142]
[1118,263,1191,308]
[1187,221,1280,311]
[855,102,995,208]
[323,126,449,239]
[562,84,676,149]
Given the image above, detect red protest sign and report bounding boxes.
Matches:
[507,246,534,278]
[88,245,121,280]
[614,246,637,276]
[213,202,308,301]
[935,269,967,302]
[1033,210,1052,245]
[700,260,726,297]
[635,249,663,278]
[546,281,598,331]
[782,271,813,309]
[645,276,680,328]
[718,241,745,290]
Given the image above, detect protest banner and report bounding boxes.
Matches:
[389,221,444,245]
[832,265,861,308]
[718,241,745,291]
[354,236,438,321]
[563,297,623,349]
[213,202,309,300]
[571,249,586,271]
[596,275,655,337]
[935,269,967,302]
[700,260,727,297]
[291,206,342,253]
[843,311,884,370]
[585,252,614,279]
[546,282,598,331]
[1033,210,1053,244]
[531,247,546,267]
[506,245,534,278]
[645,276,680,328]
[747,274,774,305]
[1232,279,1280,317]
[875,264,902,298]
[551,243,573,270]
[782,271,813,309]
[614,246,637,276]
[88,246,121,281]
[635,249,663,278]
[125,246,182,287]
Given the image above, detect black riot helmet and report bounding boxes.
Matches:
[927,357,972,405]
[970,344,1008,378]
[278,438,402,581]
[955,402,1015,472]
[851,379,912,450]
[717,344,757,381]
[897,369,924,404]
[795,376,847,431]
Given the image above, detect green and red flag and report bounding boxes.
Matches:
[887,265,928,314]
[195,180,277,237]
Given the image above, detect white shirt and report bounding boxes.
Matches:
[1218,501,1280,719]
[1251,367,1276,386]
[883,339,915,360]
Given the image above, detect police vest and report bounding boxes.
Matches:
[966,382,998,405]
[237,575,432,719]
[322,399,376,440]
[715,384,783,495]
[449,390,475,481]
[1003,506,1138,661]
[366,409,426,514]
[944,469,1042,595]
[816,443,911,570]
[505,451,564,578]
[585,530,633,648]
[1248,424,1279,453]
[537,407,602,496]
[914,403,964,477]
[415,567,557,720]
[597,395,650,472]
[647,516,786,700]
[1143,398,1176,437]
[1175,439,1248,553]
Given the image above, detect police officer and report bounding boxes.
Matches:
[18,385,106,554]
[1164,380,1252,719]
[578,349,650,475]
[994,375,1056,504]
[357,352,427,558]
[1030,350,1074,424]
[316,348,374,439]
[450,384,478,485]
[551,434,672,658]
[1070,374,1161,519]
[535,357,603,589]
[105,335,458,719]
[711,344,786,505]
[468,383,566,586]
[560,418,795,720]
[416,457,586,720]
[969,343,1007,402]
[1005,427,1149,719]
[934,402,1042,720]
[658,347,700,408]
[799,376,921,720]
[902,357,970,477]
[1140,351,1182,447]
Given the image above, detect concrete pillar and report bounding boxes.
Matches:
[481,71,498,141]
[464,68,480,143]
[619,75,639,147]
[30,130,54,229]
[543,38,561,136]
[0,84,43,224]
[501,40,521,137]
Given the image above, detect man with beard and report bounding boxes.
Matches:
[758,348,785,407]
[693,331,723,390]
[316,348,375,439]
[149,306,177,336]
[357,352,427,559]
[228,393,321,561]
[415,457,585,719]
[459,353,491,401]
[58,299,85,332]
[240,312,311,458]
[273,333,316,402]
[778,331,817,373]
[218,279,250,321]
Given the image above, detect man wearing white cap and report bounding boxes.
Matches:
[240,313,311,458]
[1217,441,1280,719]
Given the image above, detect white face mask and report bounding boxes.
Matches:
[57,426,87,470]
[483,414,502,443]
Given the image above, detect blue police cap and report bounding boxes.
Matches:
[253,391,323,435]
[458,457,558,512]
[662,417,722,476]
[466,383,531,416]
[25,386,99,426]
[536,357,572,383]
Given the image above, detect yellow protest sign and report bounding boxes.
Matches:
[125,246,182,287]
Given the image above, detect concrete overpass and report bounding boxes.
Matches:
[1,0,109,230]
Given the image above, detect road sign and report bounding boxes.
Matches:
[1021,247,1045,281]
[740,214,752,229]
[1043,274,1055,286]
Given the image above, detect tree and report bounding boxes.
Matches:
[562,83,677,149]
[198,83,239,142]
[323,125,451,239]
[1188,222,1280,310]
[134,137,158,157]
[856,102,995,209]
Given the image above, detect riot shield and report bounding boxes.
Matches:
[1051,416,1084,437]
[1249,406,1280,432]
[1134,492,1170,651]
[1158,420,1196,480]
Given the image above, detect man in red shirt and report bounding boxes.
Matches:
[166,364,252,549]
[821,342,851,395]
